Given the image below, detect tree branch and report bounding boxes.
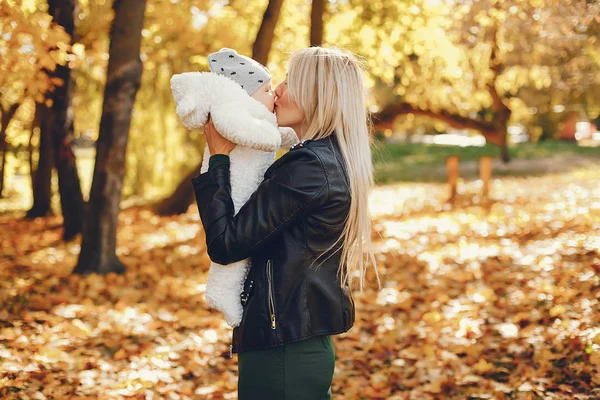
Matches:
[1,92,26,132]
[371,102,502,146]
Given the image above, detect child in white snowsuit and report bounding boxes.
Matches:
[170,48,298,327]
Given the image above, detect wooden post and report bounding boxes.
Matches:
[479,156,492,198]
[447,155,460,202]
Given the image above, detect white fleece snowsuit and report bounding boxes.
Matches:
[170,71,298,327]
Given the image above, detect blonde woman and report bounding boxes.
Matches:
[192,47,380,399]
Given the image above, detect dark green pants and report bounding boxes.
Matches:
[238,335,335,400]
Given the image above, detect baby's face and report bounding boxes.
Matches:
[251,80,275,113]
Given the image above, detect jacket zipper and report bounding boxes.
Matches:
[266,260,277,330]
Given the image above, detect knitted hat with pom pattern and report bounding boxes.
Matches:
[208,48,271,96]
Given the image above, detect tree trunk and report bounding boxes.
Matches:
[0,128,7,199]
[496,121,511,163]
[28,118,36,187]
[0,102,22,198]
[154,135,205,216]
[47,0,85,240]
[154,162,201,216]
[310,0,325,47]
[252,0,284,65]
[500,142,510,163]
[74,0,147,275]
[488,23,511,163]
[26,103,53,218]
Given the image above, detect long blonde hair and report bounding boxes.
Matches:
[287,47,380,291]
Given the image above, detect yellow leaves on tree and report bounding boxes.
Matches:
[0,2,71,105]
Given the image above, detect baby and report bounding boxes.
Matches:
[170,48,298,327]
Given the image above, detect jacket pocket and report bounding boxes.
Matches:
[266,259,277,330]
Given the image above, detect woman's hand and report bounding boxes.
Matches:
[205,116,235,156]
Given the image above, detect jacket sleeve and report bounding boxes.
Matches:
[191,147,329,265]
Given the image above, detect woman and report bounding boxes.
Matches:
[192,47,380,399]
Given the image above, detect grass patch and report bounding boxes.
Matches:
[373,141,600,184]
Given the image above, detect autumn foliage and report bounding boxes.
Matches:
[1,0,599,201]
[1,0,599,398]
[1,168,599,399]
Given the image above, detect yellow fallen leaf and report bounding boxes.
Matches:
[457,374,482,386]
[589,351,600,366]
[0,328,17,340]
[370,372,387,388]
[592,371,600,386]
[71,319,93,337]
[425,377,444,393]
[422,311,442,324]
[114,348,128,360]
[422,344,436,358]
[473,358,494,374]
[549,305,567,317]
[518,382,533,392]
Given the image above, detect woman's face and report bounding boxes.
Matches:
[274,77,305,130]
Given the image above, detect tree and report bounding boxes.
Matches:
[328,0,599,161]
[507,0,600,130]
[26,103,53,218]
[371,23,513,160]
[0,99,25,198]
[1,1,82,216]
[74,0,147,275]
[252,0,285,65]
[0,1,68,197]
[310,0,325,47]
[153,163,203,216]
[45,0,84,239]
[152,136,205,216]
[346,0,514,158]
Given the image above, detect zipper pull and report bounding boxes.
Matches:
[270,314,276,330]
[229,344,233,359]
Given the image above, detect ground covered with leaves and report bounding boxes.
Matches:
[1,168,599,399]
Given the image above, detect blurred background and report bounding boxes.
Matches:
[1,0,598,211]
[1,0,599,399]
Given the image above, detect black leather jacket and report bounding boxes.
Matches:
[192,135,355,354]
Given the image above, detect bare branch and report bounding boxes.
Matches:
[371,102,503,146]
